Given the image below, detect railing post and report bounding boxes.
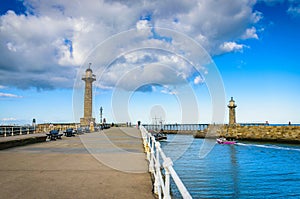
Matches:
[4,127,6,137]
[154,142,161,197]
[12,127,14,136]
[149,137,155,173]
[140,125,192,199]
[163,157,173,199]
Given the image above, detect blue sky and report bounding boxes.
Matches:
[0,0,299,125]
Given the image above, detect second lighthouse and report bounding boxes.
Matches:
[80,63,96,127]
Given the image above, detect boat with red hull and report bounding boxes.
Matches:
[217,137,237,145]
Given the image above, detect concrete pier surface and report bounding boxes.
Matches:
[0,127,154,199]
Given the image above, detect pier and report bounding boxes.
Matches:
[143,123,209,132]
[0,127,154,198]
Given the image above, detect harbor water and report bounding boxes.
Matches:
[160,134,300,199]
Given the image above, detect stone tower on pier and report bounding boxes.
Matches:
[80,63,96,126]
[228,97,237,125]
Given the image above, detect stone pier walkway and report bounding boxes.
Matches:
[0,127,154,199]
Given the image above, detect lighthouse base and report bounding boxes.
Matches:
[80,117,95,127]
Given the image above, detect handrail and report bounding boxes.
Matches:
[0,126,36,137]
[140,125,192,199]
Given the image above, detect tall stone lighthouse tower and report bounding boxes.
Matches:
[80,63,96,126]
[228,97,237,125]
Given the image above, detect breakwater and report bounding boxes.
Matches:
[143,123,300,143]
[194,124,300,143]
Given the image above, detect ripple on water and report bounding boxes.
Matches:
[160,134,300,199]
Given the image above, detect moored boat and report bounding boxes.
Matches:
[154,132,167,141]
[216,137,236,145]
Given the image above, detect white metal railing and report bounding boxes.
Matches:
[0,126,36,137]
[140,125,192,199]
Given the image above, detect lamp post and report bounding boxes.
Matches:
[100,107,103,124]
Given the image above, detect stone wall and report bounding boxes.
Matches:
[194,125,300,143]
[36,123,79,133]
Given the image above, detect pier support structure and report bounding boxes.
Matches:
[80,63,96,127]
[228,97,237,125]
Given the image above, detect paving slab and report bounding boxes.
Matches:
[0,127,154,199]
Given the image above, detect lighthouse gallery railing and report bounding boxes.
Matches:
[140,125,192,199]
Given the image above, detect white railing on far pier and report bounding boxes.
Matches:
[140,125,192,199]
[0,126,36,137]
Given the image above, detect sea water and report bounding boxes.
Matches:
[160,134,300,199]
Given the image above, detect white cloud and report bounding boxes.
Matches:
[0,92,22,98]
[1,117,17,121]
[136,20,153,36]
[161,88,178,95]
[155,0,261,54]
[0,0,264,91]
[287,5,300,17]
[194,75,204,85]
[259,0,300,18]
[6,42,17,52]
[219,42,245,53]
[97,50,192,91]
[242,27,259,39]
[136,20,151,30]
[258,0,285,6]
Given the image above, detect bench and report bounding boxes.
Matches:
[63,128,76,137]
[46,130,63,140]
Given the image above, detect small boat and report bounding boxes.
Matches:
[154,133,167,141]
[216,137,236,145]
